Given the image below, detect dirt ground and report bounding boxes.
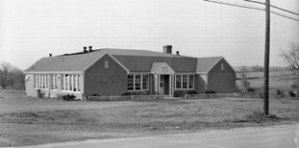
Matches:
[0,89,298,147]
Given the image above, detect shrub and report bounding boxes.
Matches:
[288,91,296,97]
[187,90,198,94]
[62,94,76,101]
[122,91,148,96]
[205,90,216,94]
[36,89,44,98]
[275,89,285,99]
[244,112,280,123]
[173,90,186,97]
[91,93,101,96]
[247,87,255,92]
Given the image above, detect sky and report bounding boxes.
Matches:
[0,0,298,70]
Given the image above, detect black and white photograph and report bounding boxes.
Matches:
[0,0,298,147]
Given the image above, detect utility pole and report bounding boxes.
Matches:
[264,0,270,114]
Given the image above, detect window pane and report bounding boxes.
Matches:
[135,75,141,90]
[42,75,45,89]
[46,75,48,89]
[189,75,194,89]
[65,75,68,90]
[73,75,76,91]
[54,75,57,89]
[77,75,80,91]
[183,75,187,89]
[33,74,36,88]
[69,75,72,91]
[142,75,148,90]
[38,75,41,88]
[176,75,181,89]
[61,75,64,90]
[50,75,53,89]
[127,75,134,90]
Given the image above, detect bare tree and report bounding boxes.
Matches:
[0,61,25,90]
[281,42,299,71]
[0,61,12,89]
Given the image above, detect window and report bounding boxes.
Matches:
[104,60,109,68]
[175,74,194,90]
[33,74,36,88]
[69,74,72,91]
[61,74,65,90]
[73,75,77,91]
[65,75,69,91]
[61,74,81,92]
[45,75,48,89]
[127,74,149,91]
[54,75,58,90]
[182,75,187,89]
[50,74,57,90]
[42,75,45,89]
[142,75,149,90]
[188,75,194,89]
[175,75,181,89]
[128,75,134,90]
[221,63,224,70]
[77,75,81,92]
[38,75,41,88]
[135,75,141,90]
[50,75,54,89]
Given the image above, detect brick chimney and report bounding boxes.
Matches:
[163,45,172,54]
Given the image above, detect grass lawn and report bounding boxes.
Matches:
[0,89,298,146]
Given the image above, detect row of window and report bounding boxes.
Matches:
[127,74,149,91]
[175,74,194,90]
[33,74,81,92]
[34,74,50,89]
[61,74,81,92]
[127,74,195,91]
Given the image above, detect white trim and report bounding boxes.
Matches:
[205,57,223,73]
[127,74,149,91]
[129,72,150,75]
[174,74,195,90]
[24,71,82,74]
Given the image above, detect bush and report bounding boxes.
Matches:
[288,91,296,97]
[187,90,198,94]
[122,91,148,96]
[244,112,280,123]
[62,94,76,101]
[91,93,101,96]
[247,87,255,92]
[205,90,216,94]
[173,90,186,97]
[36,89,44,98]
[275,89,285,99]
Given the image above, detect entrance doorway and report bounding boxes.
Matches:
[159,75,170,95]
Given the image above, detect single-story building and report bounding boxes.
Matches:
[24,45,236,100]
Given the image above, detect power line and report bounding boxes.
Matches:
[203,0,299,22]
[244,0,299,16]
[203,0,264,11]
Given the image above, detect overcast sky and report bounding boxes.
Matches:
[0,0,298,70]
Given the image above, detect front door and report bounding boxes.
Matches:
[159,75,169,95]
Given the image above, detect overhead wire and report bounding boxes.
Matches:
[203,0,299,22]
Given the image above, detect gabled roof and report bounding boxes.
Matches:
[25,50,106,72]
[196,57,223,73]
[25,48,225,74]
[151,62,175,74]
